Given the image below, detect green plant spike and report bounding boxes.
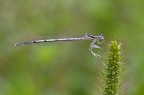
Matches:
[104,41,121,95]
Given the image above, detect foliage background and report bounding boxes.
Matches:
[0,0,144,95]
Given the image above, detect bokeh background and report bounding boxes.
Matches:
[0,0,144,95]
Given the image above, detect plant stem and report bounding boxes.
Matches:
[104,41,121,95]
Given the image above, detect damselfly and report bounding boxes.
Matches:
[15,33,104,57]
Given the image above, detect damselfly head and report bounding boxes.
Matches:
[97,33,104,43]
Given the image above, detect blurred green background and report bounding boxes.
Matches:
[0,0,144,95]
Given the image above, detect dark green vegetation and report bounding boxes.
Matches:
[104,41,121,95]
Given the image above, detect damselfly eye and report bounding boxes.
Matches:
[98,34,104,39]
[98,33,102,36]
